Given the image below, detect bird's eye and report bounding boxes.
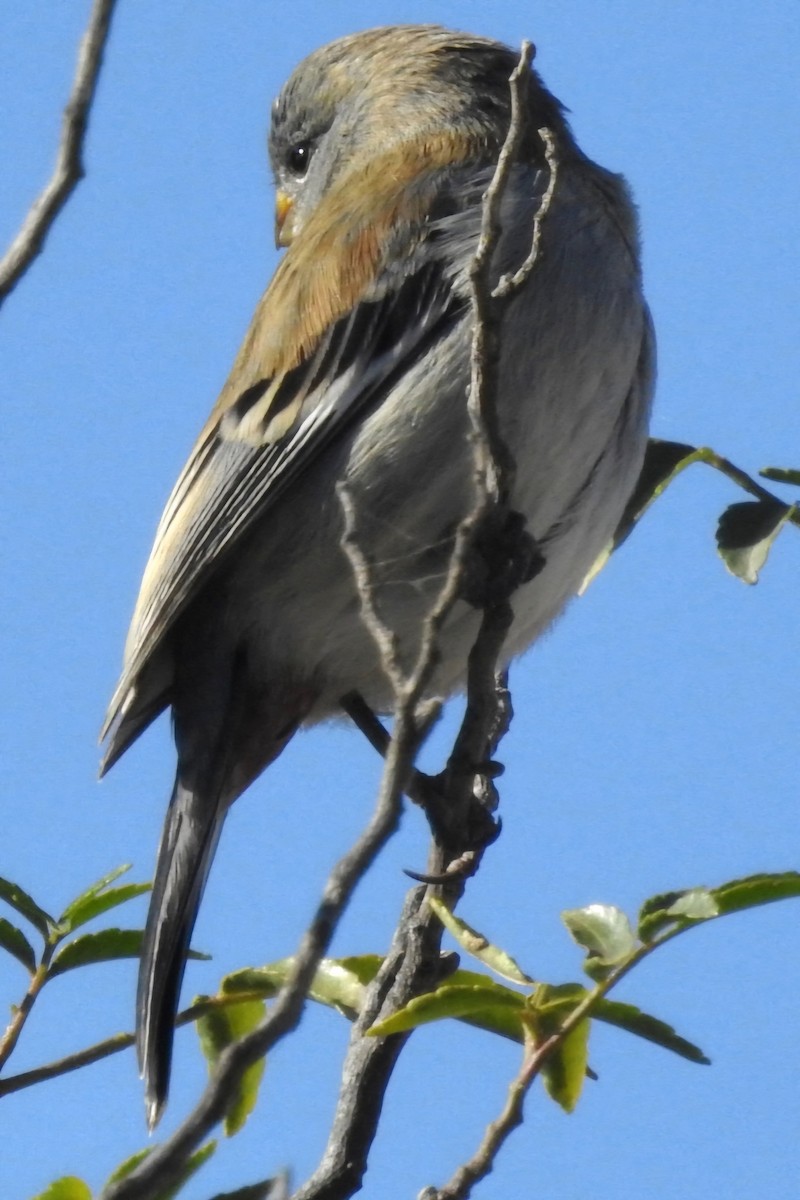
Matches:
[286,140,312,177]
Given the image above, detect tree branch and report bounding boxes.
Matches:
[292,42,553,1200]
[0,0,118,308]
[99,723,425,1200]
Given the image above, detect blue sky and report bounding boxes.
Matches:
[1,3,799,1198]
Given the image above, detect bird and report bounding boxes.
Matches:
[100,24,654,1127]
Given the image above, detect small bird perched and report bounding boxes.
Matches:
[101,25,654,1126]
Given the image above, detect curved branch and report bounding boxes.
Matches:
[0,0,118,308]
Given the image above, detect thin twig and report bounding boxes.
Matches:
[339,691,445,812]
[467,39,535,506]
[338,486,409,696]
[0,1030,134,1097]
[426,920,693,1199]
[100,728,421,1200]
[493,126,559,298]
[423,1032,554,1200]
[0,0,118,307]
[0,955,51,1071]
[0,990,278,1099]
[297,42,549,1200]
[699,447,800,528]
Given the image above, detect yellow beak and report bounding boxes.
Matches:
[274,190,295,248]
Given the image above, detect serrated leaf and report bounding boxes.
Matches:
[0,875,53,936]
[197,996,266,1135]
[562,904,637,979]
[716,498,794,584]
[0,915,36,972]
[712,871,800,916]
[32,1178,92,1200]
[368,981,527,1038]
[760,466,800,487]
[429,897,534,984]
[64,863,132,909]
[638,888,718,943]
[49,928,144,976]
[443,969,531,1043]
[50,929,208,977]
[104,1141,217,1199]
[592,997,710,1064]
[59,882,150,934]
[540,1018,589,1113]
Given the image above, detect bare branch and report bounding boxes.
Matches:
[0,0,118,308]
[295,41,553,1200]
[338,484,411,697]
[99,727,422,1200]
[493,126,558,299]
[419,1032,555,1200]
[0,1030,134,1098]
[0,990,281,1099]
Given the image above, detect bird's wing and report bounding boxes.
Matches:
[101,159,470,768]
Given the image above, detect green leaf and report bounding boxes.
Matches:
[335,954,383,986]
[104,1148,151,1188]
[63,863,132,908]
[760,466,800,487]
[640,875,800,943]
[581,438,699,589]
[540,1018,589,1114]
[215,962,288,999]
[712,871,800,915]
[104,1141,216,1199]
[367,981,527,1038]
[49,929,143,977]
[303,956,374,1017]
[638,888,718,943]
[59,882,150,934]
[716,498,794,584]
[444,969,530,1043]
[196,996,266,1135]
[32,1178,92,1200]
[0,916,36,972]
[638,891,687,942]
[0,874,54,936]
[50,929,209,977]
[666,888,719,921]
[592,997,710,1065]
[429,897,534,984]
[532,981,587,1015]
[562,904,637,979]
[223,954,383,1020]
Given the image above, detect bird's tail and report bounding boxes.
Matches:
[136,775,224,1130]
